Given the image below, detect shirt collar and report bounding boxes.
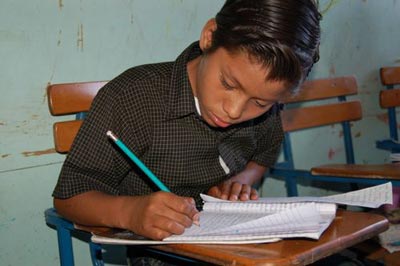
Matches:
[165,41,202,120]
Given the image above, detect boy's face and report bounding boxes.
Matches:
[188,47,288,128]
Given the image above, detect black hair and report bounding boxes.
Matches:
[209,0,321,93]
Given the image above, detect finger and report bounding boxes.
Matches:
[207,186,222,198]
[161,197,198,228]
[228,182,242,201]
[153,214,187,237]
[183,197,201,222]
[192,212,200,226]
[145,227,172,240]
[220,181,233,200]
[250,188,259,200]
[239,184,252,201]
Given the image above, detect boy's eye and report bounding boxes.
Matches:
[220,75,235,90]
[254,100,272,108]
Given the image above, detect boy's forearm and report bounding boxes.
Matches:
[53,191,135,229]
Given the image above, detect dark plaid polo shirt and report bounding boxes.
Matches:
[52,42,284,206]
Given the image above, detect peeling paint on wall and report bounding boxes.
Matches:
[77,24,84,51]
[57,30,62,47]
[320,0,341,15]
[21,148,56,157]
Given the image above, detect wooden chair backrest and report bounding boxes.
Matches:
[380,66,400,108]
[47,76,360,153]
[280,76,361,132]
[47,81,108,153]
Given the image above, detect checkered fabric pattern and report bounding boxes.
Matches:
[52,42,284,207]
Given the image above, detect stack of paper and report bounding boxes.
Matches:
[92,182,392,245]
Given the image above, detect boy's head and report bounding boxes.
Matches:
[189,0,321,128]
[206,0,321,93]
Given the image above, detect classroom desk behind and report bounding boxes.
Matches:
[137,210,388,266]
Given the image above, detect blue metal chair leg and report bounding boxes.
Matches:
[285,175,298,197]
[56,226,74,266]
[89,242,104,266]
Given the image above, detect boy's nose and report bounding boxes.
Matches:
[223,97,246,120]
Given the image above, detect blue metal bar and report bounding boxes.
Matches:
[56,226,74,266]
[376,139,400,153]
[388,106,398,141]
[282,133,295,168]
[75,112,87,120]
[89,242,104,266]
[386,85,399,141]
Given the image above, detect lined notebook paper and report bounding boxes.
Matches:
[92,182,392,245]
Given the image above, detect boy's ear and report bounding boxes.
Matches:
[199,19,217,51]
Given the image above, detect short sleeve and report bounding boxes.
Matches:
[52,73,150,198]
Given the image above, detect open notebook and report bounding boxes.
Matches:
[91,182,392,245]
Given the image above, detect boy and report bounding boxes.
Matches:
[53,0,321,243]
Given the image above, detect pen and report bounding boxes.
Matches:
[106,130,171,192]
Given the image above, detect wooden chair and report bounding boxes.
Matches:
[376,66,400,153]
[269,76,400,196]
[46,81,207,266]
[46,81,106,266]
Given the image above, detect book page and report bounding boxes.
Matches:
[250,182,392,208]
[164,203,334,241]
[323,182,393,207]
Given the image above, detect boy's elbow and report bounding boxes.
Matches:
[53,197,73,218]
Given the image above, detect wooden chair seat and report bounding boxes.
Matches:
[311,164,400,179]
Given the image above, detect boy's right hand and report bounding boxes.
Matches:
[120,192,199,240]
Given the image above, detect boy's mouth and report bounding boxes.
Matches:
[209,112,231,128]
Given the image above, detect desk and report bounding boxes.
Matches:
[139,210,388,266]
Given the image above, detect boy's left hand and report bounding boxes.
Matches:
[207,179,259,201]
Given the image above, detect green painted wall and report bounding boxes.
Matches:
[1,0,399,265]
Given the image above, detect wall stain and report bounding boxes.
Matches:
[1,154,11,158]
[354,131,361,138]
[42,85,48,104]
[58,0,63,10]
[57,30,62,46]
[22,148,56,157]
[377,113,389,124]
[0,121,5,126]
[329,64,336,76]
[320,0,341,15]
[77,24,84,51]
[328,147,343,160]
